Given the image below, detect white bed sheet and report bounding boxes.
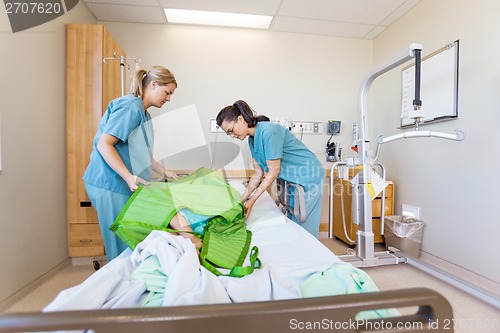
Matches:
[228,180,341,266]
[44,181,344,312]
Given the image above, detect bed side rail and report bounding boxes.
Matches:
[0,287,453,333]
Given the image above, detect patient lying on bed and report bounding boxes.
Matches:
[110,168,244,252]
[169,208,210,249]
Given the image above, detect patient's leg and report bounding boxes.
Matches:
[170,213,203,249]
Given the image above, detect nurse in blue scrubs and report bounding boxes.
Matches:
[83,66,178,260]
[216,100,325,238]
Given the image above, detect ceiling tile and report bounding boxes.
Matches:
[364,25,386,39]
[380,0,420,26]
[80,0,423,39]
[272,16,374,39]
[85,3,167,24]
[278,0,407,25]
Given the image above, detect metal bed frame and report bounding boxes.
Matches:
[0,288,453,333]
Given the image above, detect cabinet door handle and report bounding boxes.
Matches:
[79,239,93,243]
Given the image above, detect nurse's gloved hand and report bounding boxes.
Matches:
[127,175,150,192]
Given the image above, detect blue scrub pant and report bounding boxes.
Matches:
[288,180,324,238]
[85,183,130,261]
[177,208,212,235]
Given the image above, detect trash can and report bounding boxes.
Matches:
[384,215,425,257]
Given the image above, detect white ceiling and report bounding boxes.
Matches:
[81,0,421,40]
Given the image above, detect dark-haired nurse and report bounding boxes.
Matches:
[216,100,325,238]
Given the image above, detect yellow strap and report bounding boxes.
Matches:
[366,182,376,199]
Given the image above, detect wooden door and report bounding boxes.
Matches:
[66,24,103,226]
[66,24,124,256]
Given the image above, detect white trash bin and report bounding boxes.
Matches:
[384,215,425,257]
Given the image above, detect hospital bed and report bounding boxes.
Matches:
[0,180,454,332]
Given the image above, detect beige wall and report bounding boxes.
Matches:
[372,0,500,283]
[0,3,96,302]
[104,22,372,171]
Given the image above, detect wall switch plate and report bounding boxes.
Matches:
[402,204,420,219]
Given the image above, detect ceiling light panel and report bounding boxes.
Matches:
[159,0,281,15]
[83,0,158,4]
[164,8,273,29]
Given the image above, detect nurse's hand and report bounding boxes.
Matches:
[164,170,178,180]
[244,196,257,218]
[127,175,150,192]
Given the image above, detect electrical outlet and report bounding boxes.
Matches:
[291,121,323,134]
[210,119,224,133]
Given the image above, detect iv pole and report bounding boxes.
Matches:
[103,52,141,96]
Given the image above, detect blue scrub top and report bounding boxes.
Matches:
[83,94,154,195]
[249,122,325,186]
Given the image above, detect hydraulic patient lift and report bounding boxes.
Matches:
[328,44,500,310]
[329,43,465,267]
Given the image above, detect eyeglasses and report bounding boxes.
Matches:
[225,120,236,136]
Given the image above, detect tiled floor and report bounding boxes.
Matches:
[319,237,500,333]
[1,237,499,333]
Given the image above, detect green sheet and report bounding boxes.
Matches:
[110,168,244,250]
[111,167,261,277]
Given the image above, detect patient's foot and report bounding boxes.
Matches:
[179,232,203,249]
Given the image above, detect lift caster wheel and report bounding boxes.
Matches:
[93,260,100,271]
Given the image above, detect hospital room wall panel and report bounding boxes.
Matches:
[0,3,97,303]
[372,0,500,284]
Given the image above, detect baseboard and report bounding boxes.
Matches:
[71,256,108,267]
[318,231,328,239]
[0,259,71,313]
[418,251,500,298]
[317,234,499,299]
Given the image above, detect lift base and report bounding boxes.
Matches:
[340,250,500,310]
[338,251,405,268]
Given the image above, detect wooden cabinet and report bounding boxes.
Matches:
[331,176,394,246]
[319,174,331,233]
[66,24,125,257]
